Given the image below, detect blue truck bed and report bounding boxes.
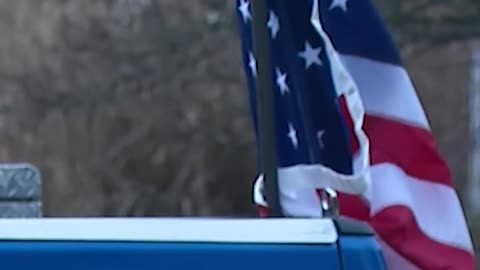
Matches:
[0,218,386,270]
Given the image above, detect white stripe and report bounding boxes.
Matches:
[253,160,370,217]
[338,54,430,129]
[253,161,370,217]
[367,163,474,253]
[0,218,338,244]
[254,173,324,217]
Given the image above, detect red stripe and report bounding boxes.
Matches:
[256,205,269,218]
[339,96,453,188]
[364,115,453,187]
[338,192,369,219]
[367,205,474,270]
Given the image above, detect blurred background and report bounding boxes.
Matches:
[0,0,479,255]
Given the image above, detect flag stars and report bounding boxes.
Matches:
[267,11,280,39]
[275,67,289,95]
[329,0,349,12]
[248,51,257,77]
[298,41,323,69]
[288,123,299,149]
[238,0,251,23]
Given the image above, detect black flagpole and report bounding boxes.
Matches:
[251,0,283,217]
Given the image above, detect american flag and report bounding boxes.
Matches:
[236,0,475,269]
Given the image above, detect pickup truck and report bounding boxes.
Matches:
[0,164,387,270]
[0,217,387,270]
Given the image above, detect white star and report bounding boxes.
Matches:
[275,67,289,95]
[267,11,280,39]
[298,41,323,69]
[238,0,251,23]
[288,123,298,149]
[317,130,325,148]
[248,51,257,77]
[329,0,349,12]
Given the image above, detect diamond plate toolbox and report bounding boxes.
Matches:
[0,163,42,217]
[0,163,41,200]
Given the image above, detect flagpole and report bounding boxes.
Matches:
[251,0,283,217]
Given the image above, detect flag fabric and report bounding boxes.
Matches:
[236,0,475,269]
